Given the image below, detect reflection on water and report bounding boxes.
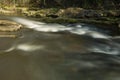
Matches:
[6,43,45,52]
[0,16,120,80]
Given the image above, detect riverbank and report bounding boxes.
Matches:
[0,7,120,24]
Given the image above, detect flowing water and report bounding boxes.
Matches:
[0,16,120,80]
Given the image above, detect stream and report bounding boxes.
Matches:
[0,16,120,80]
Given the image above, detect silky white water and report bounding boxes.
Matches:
[0,16,120,80]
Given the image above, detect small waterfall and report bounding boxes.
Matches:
[10,17,111,39]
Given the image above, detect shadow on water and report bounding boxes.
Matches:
[0,16,120,80]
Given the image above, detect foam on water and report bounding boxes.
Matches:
[10,17,111,39]
[70,29,110,39]
[88,42,120,55]
[5,43,45,52]
[89,47,119,55]
[86,32,111,39]
[17,44,45,52]
[11,17,71,32]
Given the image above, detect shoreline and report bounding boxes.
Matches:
[0,7,119,23]
[0,7,120,35]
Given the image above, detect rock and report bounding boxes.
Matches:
[56,8,103,18]
[0,20,22,32]
[0,20,23,38]
[78,10,103,18]
[57,8,84,18]
[0,8,15,14]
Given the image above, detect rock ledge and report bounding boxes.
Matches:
[0,20,22,32]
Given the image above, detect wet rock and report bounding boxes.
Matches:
[57,8,84,18]
[0,20,22,32]
[56,8,103,18]
[0,8,15,15]
[0,20,22,38]
[56,8,120,18]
